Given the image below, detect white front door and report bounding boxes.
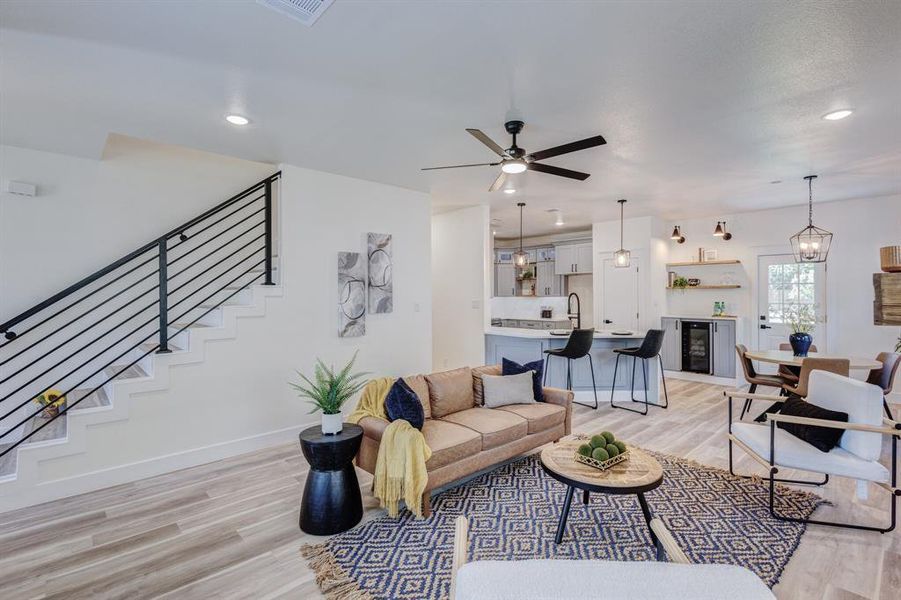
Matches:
[757,254,827,371]
[601,258,639,332]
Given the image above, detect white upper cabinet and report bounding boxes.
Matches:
[555,242,592,275]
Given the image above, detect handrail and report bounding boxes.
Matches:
[0,172,280,338]
[0,172,280,459]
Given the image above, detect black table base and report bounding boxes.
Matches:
[299,424,363,536]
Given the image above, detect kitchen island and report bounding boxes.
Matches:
[485,328,659,399]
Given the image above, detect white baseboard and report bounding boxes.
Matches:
[0,419,316,514]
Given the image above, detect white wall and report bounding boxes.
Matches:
[0,145,433,508]
[660,195,900,356]
[0,136,275,317]
[432,205,490,370]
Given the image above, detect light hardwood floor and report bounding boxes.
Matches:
[0,379,897,599]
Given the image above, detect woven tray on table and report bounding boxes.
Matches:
[571,433,630,471]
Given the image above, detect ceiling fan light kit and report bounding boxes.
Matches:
[671,225,686,244]
[790,175,832,263]
[614,199,631,268]
[422,120,606,191]
[513,202,529,268]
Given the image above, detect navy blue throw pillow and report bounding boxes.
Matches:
[385,378,425,430]
[501,358,544,402]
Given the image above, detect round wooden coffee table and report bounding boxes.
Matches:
[540,438,664,555]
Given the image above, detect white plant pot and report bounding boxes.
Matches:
[321,412,344,435]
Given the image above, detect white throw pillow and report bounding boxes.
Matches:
[481,371,536,408]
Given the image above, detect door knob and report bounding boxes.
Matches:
[760,324,772,330]
[603,319,613,324]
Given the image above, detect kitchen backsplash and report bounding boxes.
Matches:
[491,296,570,320]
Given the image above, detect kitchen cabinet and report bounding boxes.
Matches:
[496,249,514,264]
[712,319,736,377]
[554,242,593,275]
[660,317,681,371]
[536,261,562,296]
[495,264,516,297]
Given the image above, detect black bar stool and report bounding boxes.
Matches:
[542,328,598,409]
[610,329,669,415]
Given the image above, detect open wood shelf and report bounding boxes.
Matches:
[666,284,742,290]
[666,259,742,267]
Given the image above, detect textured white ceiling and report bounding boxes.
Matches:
[1,0,899,237]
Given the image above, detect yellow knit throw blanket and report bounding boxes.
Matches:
[347,378,432,518]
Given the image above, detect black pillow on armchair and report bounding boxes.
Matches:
[776,396,848,453]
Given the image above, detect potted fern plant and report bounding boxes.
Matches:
[290,352,368,435]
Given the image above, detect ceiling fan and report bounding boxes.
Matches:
[422,120,606,191]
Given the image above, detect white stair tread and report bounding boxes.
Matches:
[104,364,149,381]
[170,322,212,330]
[139,342,183,353]
[68,387,110,411]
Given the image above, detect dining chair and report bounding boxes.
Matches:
[543,328,598,409]
[777,342,818,384]
[726,371,899,533]
[609,329,669,415]
[783,357,850,398]
[867,352,900,419]
[735,344,788,420]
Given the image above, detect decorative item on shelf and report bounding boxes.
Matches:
[713,301,726,316]
[513,202,529,268]
[698,247,705,262]
[880,246,901,273]
[687,278,701,287]
[790,175,832,263]
[670,225,686,244]
[32,388,65,419]
[713,221,733,241]
[614,199,631,268]
[667,271,677,287]
[574,431,629,471]
[703,248,718,261]
[519,268,535,280]
[671,276,689,290]
[290,351,369,435]
[784,303,819,356]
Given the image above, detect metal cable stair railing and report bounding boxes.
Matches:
[0,172,281,463]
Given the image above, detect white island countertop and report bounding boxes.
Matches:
[485,327,648,339]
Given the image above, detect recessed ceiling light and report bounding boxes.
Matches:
[503,188,516,194]
[822,109,853,121]
[225,114,250,126]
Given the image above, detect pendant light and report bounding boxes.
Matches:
[790,175,832,263]
[513,202,529,268]
[614,199,630,268]
[671,225,685,244]
[713,221,732,240]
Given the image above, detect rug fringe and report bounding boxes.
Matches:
[301,544,375,600]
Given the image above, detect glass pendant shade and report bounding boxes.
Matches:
[513,249,529,267]
[614,199,630,268]
[790,175,832,263]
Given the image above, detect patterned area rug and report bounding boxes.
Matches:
[303,450,823,600]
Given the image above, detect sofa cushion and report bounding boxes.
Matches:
[441,408,529,450]
[472,364,502,406]
[426,367,474,418]
[497,403,566,434]
[385,378,425,430]
[404,374,432,419]
[481,372,536,408]
[422,419,482,470]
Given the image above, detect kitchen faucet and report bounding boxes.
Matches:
[567,292,581,330]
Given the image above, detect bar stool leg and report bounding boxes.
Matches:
[566,359,572,390]
[609,353,621,409]
[657,354,669,408]
[543,354,550,386]
[574,353,599,409]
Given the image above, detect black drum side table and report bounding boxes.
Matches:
[299,423,363,535]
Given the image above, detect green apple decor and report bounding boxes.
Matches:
[574,429,630,470]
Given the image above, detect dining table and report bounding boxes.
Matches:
[744,349,881,371]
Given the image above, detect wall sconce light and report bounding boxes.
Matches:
[713,221,733,241]
[671,225,686,244]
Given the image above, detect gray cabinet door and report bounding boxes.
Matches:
[575,243,593,273]
[536,261,562,296]
[555,245,575,275]
[660,318,681,371]
[495,264,516,297]
[712,320,736,377]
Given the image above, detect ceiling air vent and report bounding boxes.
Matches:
[256,0,335,27]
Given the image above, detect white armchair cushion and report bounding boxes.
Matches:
[455,560,774,600]
[806,371,884,461]
[732,422,889,482]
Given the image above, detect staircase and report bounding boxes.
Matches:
[0,173,282,503]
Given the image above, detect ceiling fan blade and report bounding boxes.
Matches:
[526,135,606,162]
[421,162,500,171]
[488,171,507,192]
[527,162,590,181]
[466,128,509,158]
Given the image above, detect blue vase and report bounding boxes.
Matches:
[789,332,812,357]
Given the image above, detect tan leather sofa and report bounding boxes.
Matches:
[355,365,574,516]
